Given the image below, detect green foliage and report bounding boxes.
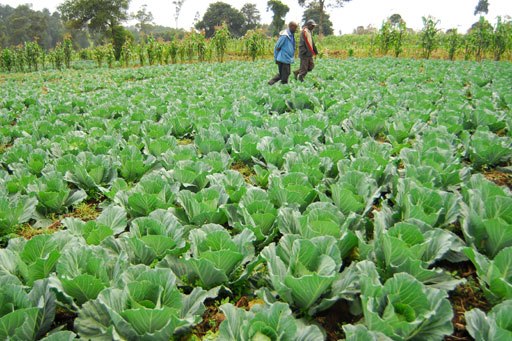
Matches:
[244,29,268,61]
[212,23,230,62]
[267,0,289,37]
[261,234,348,314]
[241,3,261,32]
[146,35,160,65]
[24,41,42,71]
[420,16,439,59]
[195,2,246,38]
[377,21,393,55]
[446,29,461,61]
[0,4,65,50]
[0,279,57,340]
[469,16,494,61]
[0,57,511,339]
[59,0,130,34]
[63,35,73,68]
[466,300,512,340]
[465,247,512,304]
[28,172,87,215]
[492,17,512,61]
[461,175,512,258]
[93,45,107,67]
[219,302,324,340]
[297,0,352,36]
[74,267,214,340]
[343,265,454,340]
[391,20,407,57]
[474,0,489,15]
[163,224,256,288]
[120,38,133,67]
[463,128,512,169]
[302,1,334,36]
[1,48,14,71]
[0,195,37,237]
[111,25,130,60]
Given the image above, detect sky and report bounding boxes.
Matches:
[2,0,512,34]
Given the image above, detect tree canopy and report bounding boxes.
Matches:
[59,0,130,34]
[298,0,352,36]
[195,2,246,38]
[0,4,64,49]
[241,3,262,31]
[134,5,154,35]
[474,0,489,16]
[267,0,289,36]
[389,13,404,26]
[173,0,186,29]
[302,3,334,35]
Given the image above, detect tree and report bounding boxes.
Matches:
[5,5,47,46]
[172,0,186,29]
[134,5,154,35]
[59,0,130,58]
[302,2,334,35]
[267,0,289,37]
[195,2,246,38]
[420,16,440,59]
[0,4,66,49]
[298,0,352,36]
[241,3,261,31]
[353,25,376,35]
[193,11,201,26]
[474,0,489,16]
[389,13,403,26]
[59,0,130,36]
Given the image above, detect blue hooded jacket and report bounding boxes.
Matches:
[274,29,296,64]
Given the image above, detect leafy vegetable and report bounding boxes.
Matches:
[28,172,87,215]
[464,247,512,304]
[461,174,512,258]
[463,128,512,169]
[115,171,179,218]
[466,299,512,341]
[394,178,460,228]
[224,187,278,244]
[268,172,317,211]
[162,224,256,288]
[277,203,358,258]
[329,170,381,216]
[64,151,117,192]
[118,146,156,183]
[0,279,56,340]
[176,186,228,225]
[343,265,453,340]
[0,194,37,236]
[368,206,464,290]
[75,267,213,340]
[120,209,186,265]
[261,235,342,314]
[56,244,127,307]
[219,302,325,340]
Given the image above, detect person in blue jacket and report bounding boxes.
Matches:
[268,22,298,85]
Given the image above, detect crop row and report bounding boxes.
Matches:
[0,58,511,339]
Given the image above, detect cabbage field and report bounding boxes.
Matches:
[1,58,512,340]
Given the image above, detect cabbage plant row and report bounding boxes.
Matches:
[0,58,511,340]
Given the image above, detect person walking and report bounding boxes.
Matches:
[268,22,298,85]
[294,20,319,82]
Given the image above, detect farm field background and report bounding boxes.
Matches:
[1,57,512,340]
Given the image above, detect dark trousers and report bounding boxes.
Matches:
[269,62,291,85]
[294,57,315,81]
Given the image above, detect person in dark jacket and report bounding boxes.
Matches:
[294,19,319,82]
[268,22,298,85]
